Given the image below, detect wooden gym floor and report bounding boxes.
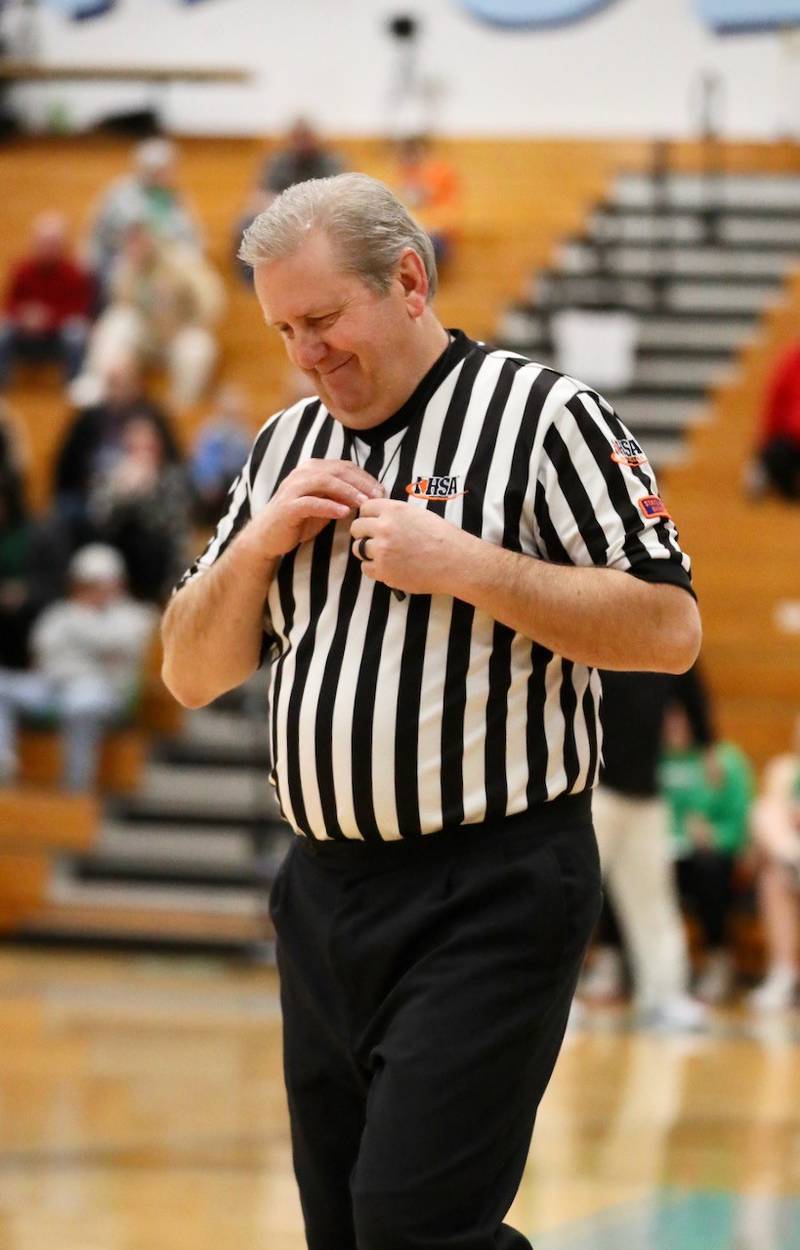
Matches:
[0,947,797,1250]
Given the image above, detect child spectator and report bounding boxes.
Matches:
[0,544,155,791]
[660,703,754,1003]
[0,212,93,389]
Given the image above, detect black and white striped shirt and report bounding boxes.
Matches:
[179,330,693,842]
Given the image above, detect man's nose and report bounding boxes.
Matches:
[292,332,327,372]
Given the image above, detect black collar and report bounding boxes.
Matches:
[350,328,474,447]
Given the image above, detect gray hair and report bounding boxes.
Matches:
[238,173,438,302]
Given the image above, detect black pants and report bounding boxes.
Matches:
[675,851,737,950]
[269,794,602,1250]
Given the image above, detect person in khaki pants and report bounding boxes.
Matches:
[586,668,711,1030]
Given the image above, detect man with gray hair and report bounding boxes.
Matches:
[162,172,700,1250]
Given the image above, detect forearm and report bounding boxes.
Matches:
[444,532,701,673]
[161,529,277,708]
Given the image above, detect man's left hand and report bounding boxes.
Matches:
[350,499,465,596]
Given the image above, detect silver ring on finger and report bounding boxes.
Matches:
[357,536,372,562]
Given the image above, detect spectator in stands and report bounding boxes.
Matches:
[748,718,800,1012]
[189,383,250,526]
[258,119,344,198]
[53,354,180,545]
[0,543,155,791]
[660,703,754,1003]
[585,666,713,1030]
[0,212,93,390]
[394,135,460,269]
[0,403,34,668]
[89,415,191,603]
[87,137,202,295]
[86,222,224,412]
[746,344,800,500]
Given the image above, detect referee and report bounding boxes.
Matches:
[162,174,701,1250]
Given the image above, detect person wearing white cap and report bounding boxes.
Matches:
[0,544,156,790]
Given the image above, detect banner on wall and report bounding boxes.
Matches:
[696,1,800,32]
[43,0,221,17]
[459,0,620,28]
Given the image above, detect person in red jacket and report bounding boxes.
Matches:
[748,344,800,500]
[0,212,94,390]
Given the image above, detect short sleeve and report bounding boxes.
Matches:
[532,387,694,597]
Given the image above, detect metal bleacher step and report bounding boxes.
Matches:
[558,239,800,279]
[498,308,754,356]
[600,391,708,434]
[589,209,800,246]
[612,172,800,210]
[531,273,782,315]
[113,760,284,828]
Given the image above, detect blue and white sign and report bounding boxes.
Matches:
[460,0,620,29]
[697,0,800,32]
[43,0,116,15]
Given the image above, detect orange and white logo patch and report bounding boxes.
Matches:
[405,475,467,501]
[611,437,649,468]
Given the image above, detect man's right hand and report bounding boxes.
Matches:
[237,458,385,565]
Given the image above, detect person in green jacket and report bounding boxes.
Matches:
[660,703,754,1003]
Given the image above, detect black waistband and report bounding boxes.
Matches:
[295,791,592,867]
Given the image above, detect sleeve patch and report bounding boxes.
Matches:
[638,494,671,521]
[610,437,649,468]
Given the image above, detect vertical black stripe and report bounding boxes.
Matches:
[559,659,580,790]
[349,584,393,841]
[439,356,518,827]
[393,348,486,836]
[349,423,433,840]
[247,408,284,492]
[582,677,599,786]
[269,415,334,829]
[533,478,572,564]
[543,424,612,564]
[506,368,563,527]
[313,440,387,841]
[484,366,562,819]
[525,643,552,807]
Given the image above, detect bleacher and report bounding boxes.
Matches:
[497,169,800,471]
[2,135,799,960]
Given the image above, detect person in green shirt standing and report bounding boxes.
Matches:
[660,703,754,1004]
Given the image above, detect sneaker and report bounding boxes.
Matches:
[695,951,734,1005]
[0,752,18,786]
[747,968,797,1013]
[578,945,624,1003]
[638,993,709,1033]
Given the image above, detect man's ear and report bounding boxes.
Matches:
[396,247,428,318]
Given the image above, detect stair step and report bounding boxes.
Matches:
[559,240,799,278]
[613,172,800,209]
